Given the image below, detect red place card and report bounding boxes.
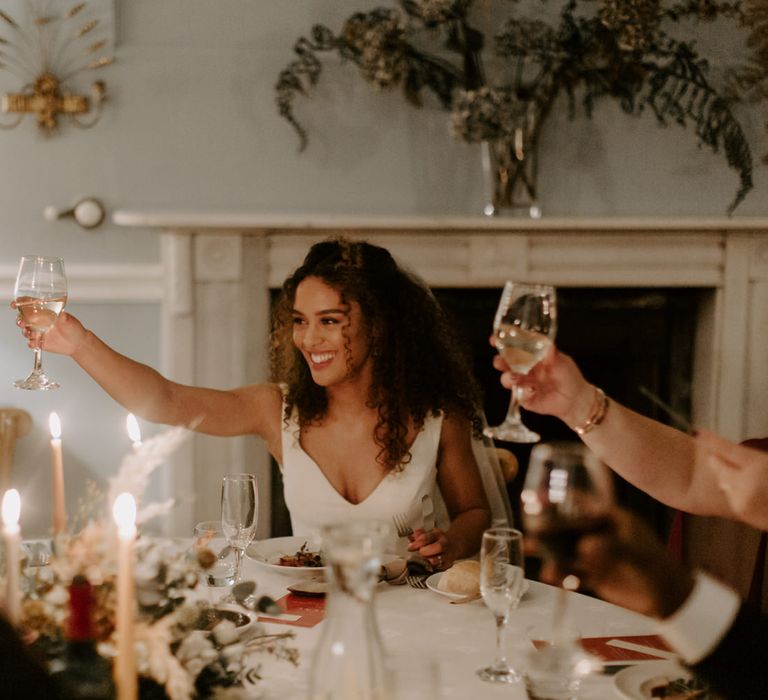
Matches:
[578,635,675,664]
[257,593,326,628]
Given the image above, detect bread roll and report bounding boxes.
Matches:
[437,559,480,595]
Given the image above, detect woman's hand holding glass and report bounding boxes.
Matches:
[12,255,67,390]
[485,282,557,443]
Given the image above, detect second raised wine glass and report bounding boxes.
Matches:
[220,473,258,584]
[13,255,67,390]
[484,281,557,443]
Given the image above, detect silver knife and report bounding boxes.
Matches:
[421,493,435,532]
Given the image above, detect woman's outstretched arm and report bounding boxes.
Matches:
[15,308,283,444]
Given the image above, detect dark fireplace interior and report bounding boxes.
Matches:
[270,286,704,546]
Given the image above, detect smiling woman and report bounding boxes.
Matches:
[17,236,493,567]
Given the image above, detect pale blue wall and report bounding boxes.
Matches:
[0,1,765,535]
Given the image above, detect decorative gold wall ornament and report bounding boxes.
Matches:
[0,2,114,133]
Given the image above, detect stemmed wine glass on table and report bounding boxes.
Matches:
[476,527,526,684]
[13,255,67,390]
[484,281,557,443]
[220,473,258,585]
[521,442,614,639]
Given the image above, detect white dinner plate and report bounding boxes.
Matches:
[613,659,693,700]
[245,536,326,577]
[426,572,530,600]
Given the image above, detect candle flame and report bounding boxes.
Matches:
[2,489,20,528]
[112,492,136,534]
[49,412,62,440]
[126,414,141,444]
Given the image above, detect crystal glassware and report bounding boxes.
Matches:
[484,281,557,443]
[476,527,526,683]
[13,255,67,390]
[521,442,613,641]
[220,474,258,584]
[308,519,391,700]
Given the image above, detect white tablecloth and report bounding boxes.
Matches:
[240,556,657,699]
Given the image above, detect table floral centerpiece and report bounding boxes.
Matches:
[9,427,298,700]
[276,0,755,215]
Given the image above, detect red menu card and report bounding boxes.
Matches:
[256,593,326,628]
[578,635,675,664]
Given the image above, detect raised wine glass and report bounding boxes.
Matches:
[220,473,258,584]
[13,255,67,390]
[521,442,613,639]
[476,527,526,684]
[484,281,557,443]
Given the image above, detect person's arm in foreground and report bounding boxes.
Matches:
[536,507,765,700]
[493,347,733,517]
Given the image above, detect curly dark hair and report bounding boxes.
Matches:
[270,237,483,471]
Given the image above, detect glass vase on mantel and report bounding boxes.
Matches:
[482,101,543,219]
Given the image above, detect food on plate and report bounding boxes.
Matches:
[278,541,323,568]
[437,559,480,595]
[650,676,717,699]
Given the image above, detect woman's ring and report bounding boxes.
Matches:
[436,554,443,568]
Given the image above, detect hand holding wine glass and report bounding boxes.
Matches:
[13,255,67,390]
[220,473,258,584]
[476,527,526,684]
[484,281,557,443]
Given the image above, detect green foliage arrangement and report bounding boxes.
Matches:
[276,0,757,214]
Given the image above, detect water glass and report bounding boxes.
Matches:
[193,521,236,589]
[524,624,595,700]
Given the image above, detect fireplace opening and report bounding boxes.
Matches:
[270,286,704,544]
[435,286,703,540]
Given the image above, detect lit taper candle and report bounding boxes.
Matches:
[2,489,21,626]
[49,412,67,535]
[113,492,137,700]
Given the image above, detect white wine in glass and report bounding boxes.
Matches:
[220,473,258,584]
[13,255,67,391]
[484,282,557,443]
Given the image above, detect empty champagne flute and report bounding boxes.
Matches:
[13,255,67,390]
[476,527,526,683]
[484,281,557,443]
[521,442,613,640]
[220,473,258,584]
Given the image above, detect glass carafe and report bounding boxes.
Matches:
[308,519,390,700]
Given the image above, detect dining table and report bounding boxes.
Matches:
[238,552,663,699]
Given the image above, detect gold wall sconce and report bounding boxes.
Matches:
[0,2,114,133]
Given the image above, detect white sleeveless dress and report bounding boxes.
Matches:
[279,406,450,556]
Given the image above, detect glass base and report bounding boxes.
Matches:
[483,421,540,444]
[14,370,59,391]
[476,664,521,684]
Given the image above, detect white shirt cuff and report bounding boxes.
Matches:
[656,571,741,664]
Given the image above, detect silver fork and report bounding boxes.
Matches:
[392,512,413,539]
[406,574,429,589]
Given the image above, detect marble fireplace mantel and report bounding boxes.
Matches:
[113,212,768,536]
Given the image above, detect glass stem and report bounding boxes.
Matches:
[502,385,524,425]
[552,586,569,645]
[32,343,43,374]
[233,547,244,582]
[494,614,509,669]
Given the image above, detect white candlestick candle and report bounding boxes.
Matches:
[2,489,21,626]
[49,412,67,535]
[113,492,137,700]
